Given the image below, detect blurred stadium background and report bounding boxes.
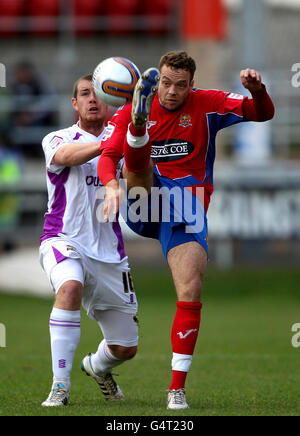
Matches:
[0,0,299,292]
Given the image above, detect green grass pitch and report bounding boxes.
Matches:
[0,267,299,416]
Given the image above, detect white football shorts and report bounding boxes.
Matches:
[39,237,138,322]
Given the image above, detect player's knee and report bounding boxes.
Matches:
[109,345,138,361]
[178,276,203,302]
[122,346,138,360]
[55,280,82,309]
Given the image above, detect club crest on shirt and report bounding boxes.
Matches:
[179,113,192,128]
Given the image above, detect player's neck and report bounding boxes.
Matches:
[78,119,104,138]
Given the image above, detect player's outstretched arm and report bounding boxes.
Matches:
[240,68,275,122]
[53,142,101,167]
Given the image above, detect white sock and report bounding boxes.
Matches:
[49,308,81,389]
[126,125,150,148]
[91,339,123,374]
[172,352,193,372]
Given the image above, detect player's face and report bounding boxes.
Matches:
[72,80,107,124]
[158,65,194,111]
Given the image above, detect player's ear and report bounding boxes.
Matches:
[72,97,78,111]
[190,80,194,89]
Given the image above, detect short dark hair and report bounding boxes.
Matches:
[159,51,196,81]
[73,74,93,98]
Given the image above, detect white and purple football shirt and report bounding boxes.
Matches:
[40,123,126,263]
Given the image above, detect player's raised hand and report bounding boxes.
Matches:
[240,68,263,92]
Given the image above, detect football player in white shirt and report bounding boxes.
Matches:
[40,75,138,407]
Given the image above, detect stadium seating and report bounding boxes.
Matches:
[144,0,172,34]
[27,0,59,36]
[73,0,106,35]
[0,0,25,37]
[0,0,175,37]
[106,0,139,35]
[74,0,106,16]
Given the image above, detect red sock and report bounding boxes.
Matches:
[169,301,202,391]
[170,371,188,391]
[124,123,151,174]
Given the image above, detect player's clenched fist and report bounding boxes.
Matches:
[240,68,262,92]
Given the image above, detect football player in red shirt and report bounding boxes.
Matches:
[98,51,275,409]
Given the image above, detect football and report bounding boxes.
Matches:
[92,57,141,107]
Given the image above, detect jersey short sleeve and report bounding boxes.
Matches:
[42,130,70,174]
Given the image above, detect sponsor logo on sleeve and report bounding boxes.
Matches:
[102,122,116,141]
[227,93,244,100]
[49,135,64,149]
